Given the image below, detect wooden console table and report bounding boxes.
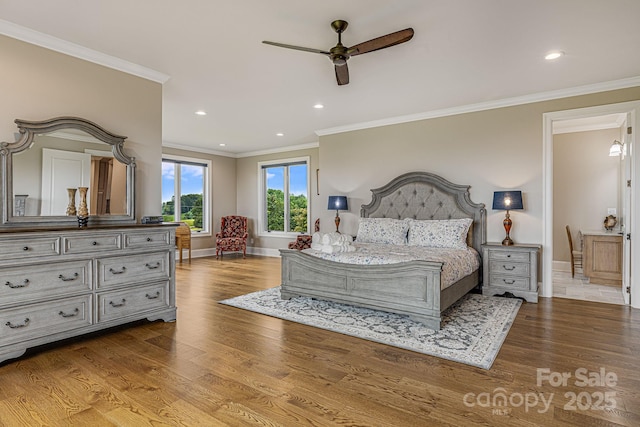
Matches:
[582,230,623,286]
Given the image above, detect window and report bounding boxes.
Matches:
[258,157,310,236]
[162,155,211,235]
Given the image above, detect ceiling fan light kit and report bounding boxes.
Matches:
[263,20,414,85]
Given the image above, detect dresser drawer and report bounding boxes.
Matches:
[96,282,170,322]
[489,260,530,277]
[0,236,60,260]
[63,233,122,254]
[488,275,531,290]
[0,296,92,346]
[124,229,172,249]
[487,250,530,263]
[97,252,170,288]
[0,260,92,306]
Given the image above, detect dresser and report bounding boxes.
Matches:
[0,224,177,363]
[482,243,541,302]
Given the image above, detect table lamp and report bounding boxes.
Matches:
[492,191,523,246]
[327,195,348,233]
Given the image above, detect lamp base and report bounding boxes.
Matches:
[334,214,341,233]
[502,211,513,246]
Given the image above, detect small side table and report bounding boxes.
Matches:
[482,242,541,302]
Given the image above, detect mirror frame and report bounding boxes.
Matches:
[0,116,136,227]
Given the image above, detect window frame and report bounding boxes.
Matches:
[162,154,212,237]
[257,156,311,238]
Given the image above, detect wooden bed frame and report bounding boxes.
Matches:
[279,172,486,330]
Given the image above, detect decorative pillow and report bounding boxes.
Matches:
[355,218,409,245]
[407,218,473,249]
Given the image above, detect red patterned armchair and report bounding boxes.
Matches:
[216,216,248,258]
[288,218,320,250]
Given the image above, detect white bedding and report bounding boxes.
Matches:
[302,243,480,289]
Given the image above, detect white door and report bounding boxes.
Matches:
[41,148,92,216]
[622,116,632,305]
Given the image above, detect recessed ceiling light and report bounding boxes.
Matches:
[545,51,564,60]
[313,103,324,109]
[195,110,207,116]
[219,143,226,147]
[276,133,284,136]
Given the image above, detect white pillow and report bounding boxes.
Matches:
[355,218,409,245]
[407,218,473,249]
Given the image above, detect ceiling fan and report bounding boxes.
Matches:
[262,20,414,86]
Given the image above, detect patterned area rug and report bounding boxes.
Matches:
[219,287,521,369]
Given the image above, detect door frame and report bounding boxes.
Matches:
[542,100,640,307]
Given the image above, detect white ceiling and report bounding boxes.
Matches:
[1,0,640,156]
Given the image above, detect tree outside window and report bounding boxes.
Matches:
[162,156,210,233]
[261,160,309,234]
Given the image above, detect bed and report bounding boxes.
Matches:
[279,171,486,330]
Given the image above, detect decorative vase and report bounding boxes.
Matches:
[66,188,77,216]
[77,187,89,228]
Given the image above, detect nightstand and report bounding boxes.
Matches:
[482,243,541,302]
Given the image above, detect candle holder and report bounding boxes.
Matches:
[77,187,89,228]
[66,188,77,216]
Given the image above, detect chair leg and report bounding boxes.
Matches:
[216,249,220,259]
[570,258,575,278]
[188,246,191,262]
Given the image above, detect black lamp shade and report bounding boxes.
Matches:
[328,195,348,211]
[492,191,523,211]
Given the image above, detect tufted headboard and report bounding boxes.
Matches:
[360,172,486,255]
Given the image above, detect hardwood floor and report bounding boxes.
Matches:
[1,255,639,426]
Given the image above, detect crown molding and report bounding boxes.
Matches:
[162,141,318,158]
[162,142,234,158]
[316,76,640,136]
[0,19,170,84]
[235,142,319,158]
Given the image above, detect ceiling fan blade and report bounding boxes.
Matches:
[335,63,349,86]
[347,28,414,56]
[262,41,330,55]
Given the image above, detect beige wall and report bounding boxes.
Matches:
[0,35,162,220]
[553,128,622,262]
[162,147,237,250]
[236,147,319,251]
[315,88,640,247]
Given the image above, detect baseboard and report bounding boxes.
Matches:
[553,260,571,272]
[247,247,281,257]
[174,246,281,260]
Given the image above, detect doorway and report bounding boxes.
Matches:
[552,121,625,304]
[542,101,640,307]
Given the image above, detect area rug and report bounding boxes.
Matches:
[219,287,521,369]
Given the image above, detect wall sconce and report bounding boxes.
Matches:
[492,191,523,246]
[327,195,348,233]
[609,140,623,156]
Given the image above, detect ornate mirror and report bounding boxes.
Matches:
[0,117,136,227]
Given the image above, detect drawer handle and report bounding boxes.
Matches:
[109,267,127,275]
[5,279,29,289]
[503,279,516,285]
[92,241,98,246]
[507,254,511,258]
[6,318,30,329]
[58,272,79,282]
[146,291,161,299]
[146,237,152,242]
[109,299,126,308]
[502,265,516,271]
[23,246,29,251]
[145,262,161,270]
[59,308,80,318]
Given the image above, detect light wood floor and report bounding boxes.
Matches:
[1,255,639,426]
